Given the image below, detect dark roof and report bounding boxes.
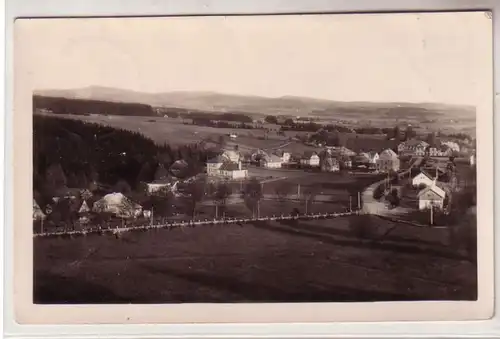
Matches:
[219,161,240,171]
[207,155,226,163]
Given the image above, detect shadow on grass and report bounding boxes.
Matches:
[277,218,444,247]
[253,221,467,262]
[34,271,138,304]
[138,264,423,303]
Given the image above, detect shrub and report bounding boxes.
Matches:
[373,184,385,200]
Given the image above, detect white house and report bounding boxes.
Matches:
[428,144,453,157]
[300,152,320,167]
[367,151,380,164]
[418,184,446,210]
[206,155,226,176]
[273,150,291,163]
[92,193,143,218]
[33,199,46,221]
[207,152,248,179]
[412,171,435,188]
[376,149,400,172]
[146,181,178,195]
[442,141,460,153]
[398,140,429,156]
[78,200,91,214]
[260,154,283,168]
[218,161,248,179]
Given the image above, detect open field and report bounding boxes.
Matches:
[34,215,477,304]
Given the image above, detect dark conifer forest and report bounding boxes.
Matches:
[33,115,217,196]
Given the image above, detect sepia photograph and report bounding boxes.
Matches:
[13,11,494,323]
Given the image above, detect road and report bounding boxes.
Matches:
[361,157,423,216]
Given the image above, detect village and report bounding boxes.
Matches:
[32,130,476,235]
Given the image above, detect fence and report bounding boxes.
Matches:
[33,210,361,238]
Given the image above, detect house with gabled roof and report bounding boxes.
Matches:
[398,139,429,156]
[300,151,320,167]
[260,154,283,168]
[376,149,400,172]
[33,199,46,221]
[367,151,379,164]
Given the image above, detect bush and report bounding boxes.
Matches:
[373,184,385,200]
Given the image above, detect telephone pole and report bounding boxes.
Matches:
[357,192,361,210]
[349,196,352,211]
[430,205,434,226]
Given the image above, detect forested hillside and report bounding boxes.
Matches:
[33,116,216,197]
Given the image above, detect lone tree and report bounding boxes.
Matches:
[241,177,263,218]
[212,181,232,218]
[302,186,318,214]
[274,181,293,207]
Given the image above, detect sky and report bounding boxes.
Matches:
[16,12,491,106]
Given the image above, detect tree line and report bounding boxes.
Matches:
[34,95,156,117]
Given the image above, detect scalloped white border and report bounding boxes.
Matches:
[4,1,499,338]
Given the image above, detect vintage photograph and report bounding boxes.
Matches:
[23,13,488,308]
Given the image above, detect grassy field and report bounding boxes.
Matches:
[34,215,477,304]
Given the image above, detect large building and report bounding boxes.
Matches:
[397,140,429,156]
[376,149,400,172]
[206,150,248,179]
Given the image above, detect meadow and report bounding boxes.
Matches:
[34,215,477,304]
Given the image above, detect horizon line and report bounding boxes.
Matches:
[33,85,477,109]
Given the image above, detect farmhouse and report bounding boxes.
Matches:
[300,151,320,167]
[260,154,283,168]
[273,150,291,163]
[78,200,90,214]
[398,139,429,156]
[337,146,357,157]
[376,149,400,172]
[412,171,435,188]
[206,155,226,176]
[146,180,178,195]
[367,151,379,164]
[428,144,453,157]
[218,161,248,179]
[92,192,143,219]
[355,153,371,164]
[321,156,340,172]
[418,184,446,210]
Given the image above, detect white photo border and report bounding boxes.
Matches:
[4,0,499,338]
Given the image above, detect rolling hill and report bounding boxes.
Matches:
[34,86,475,120]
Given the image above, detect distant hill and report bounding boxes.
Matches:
[34,86,475,120]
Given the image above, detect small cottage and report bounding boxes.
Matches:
[260,154,283,169]
[300,151,320,167]
[412,171,435,188]
[418,184,446,210]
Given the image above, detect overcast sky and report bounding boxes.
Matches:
[16,12,491,106]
